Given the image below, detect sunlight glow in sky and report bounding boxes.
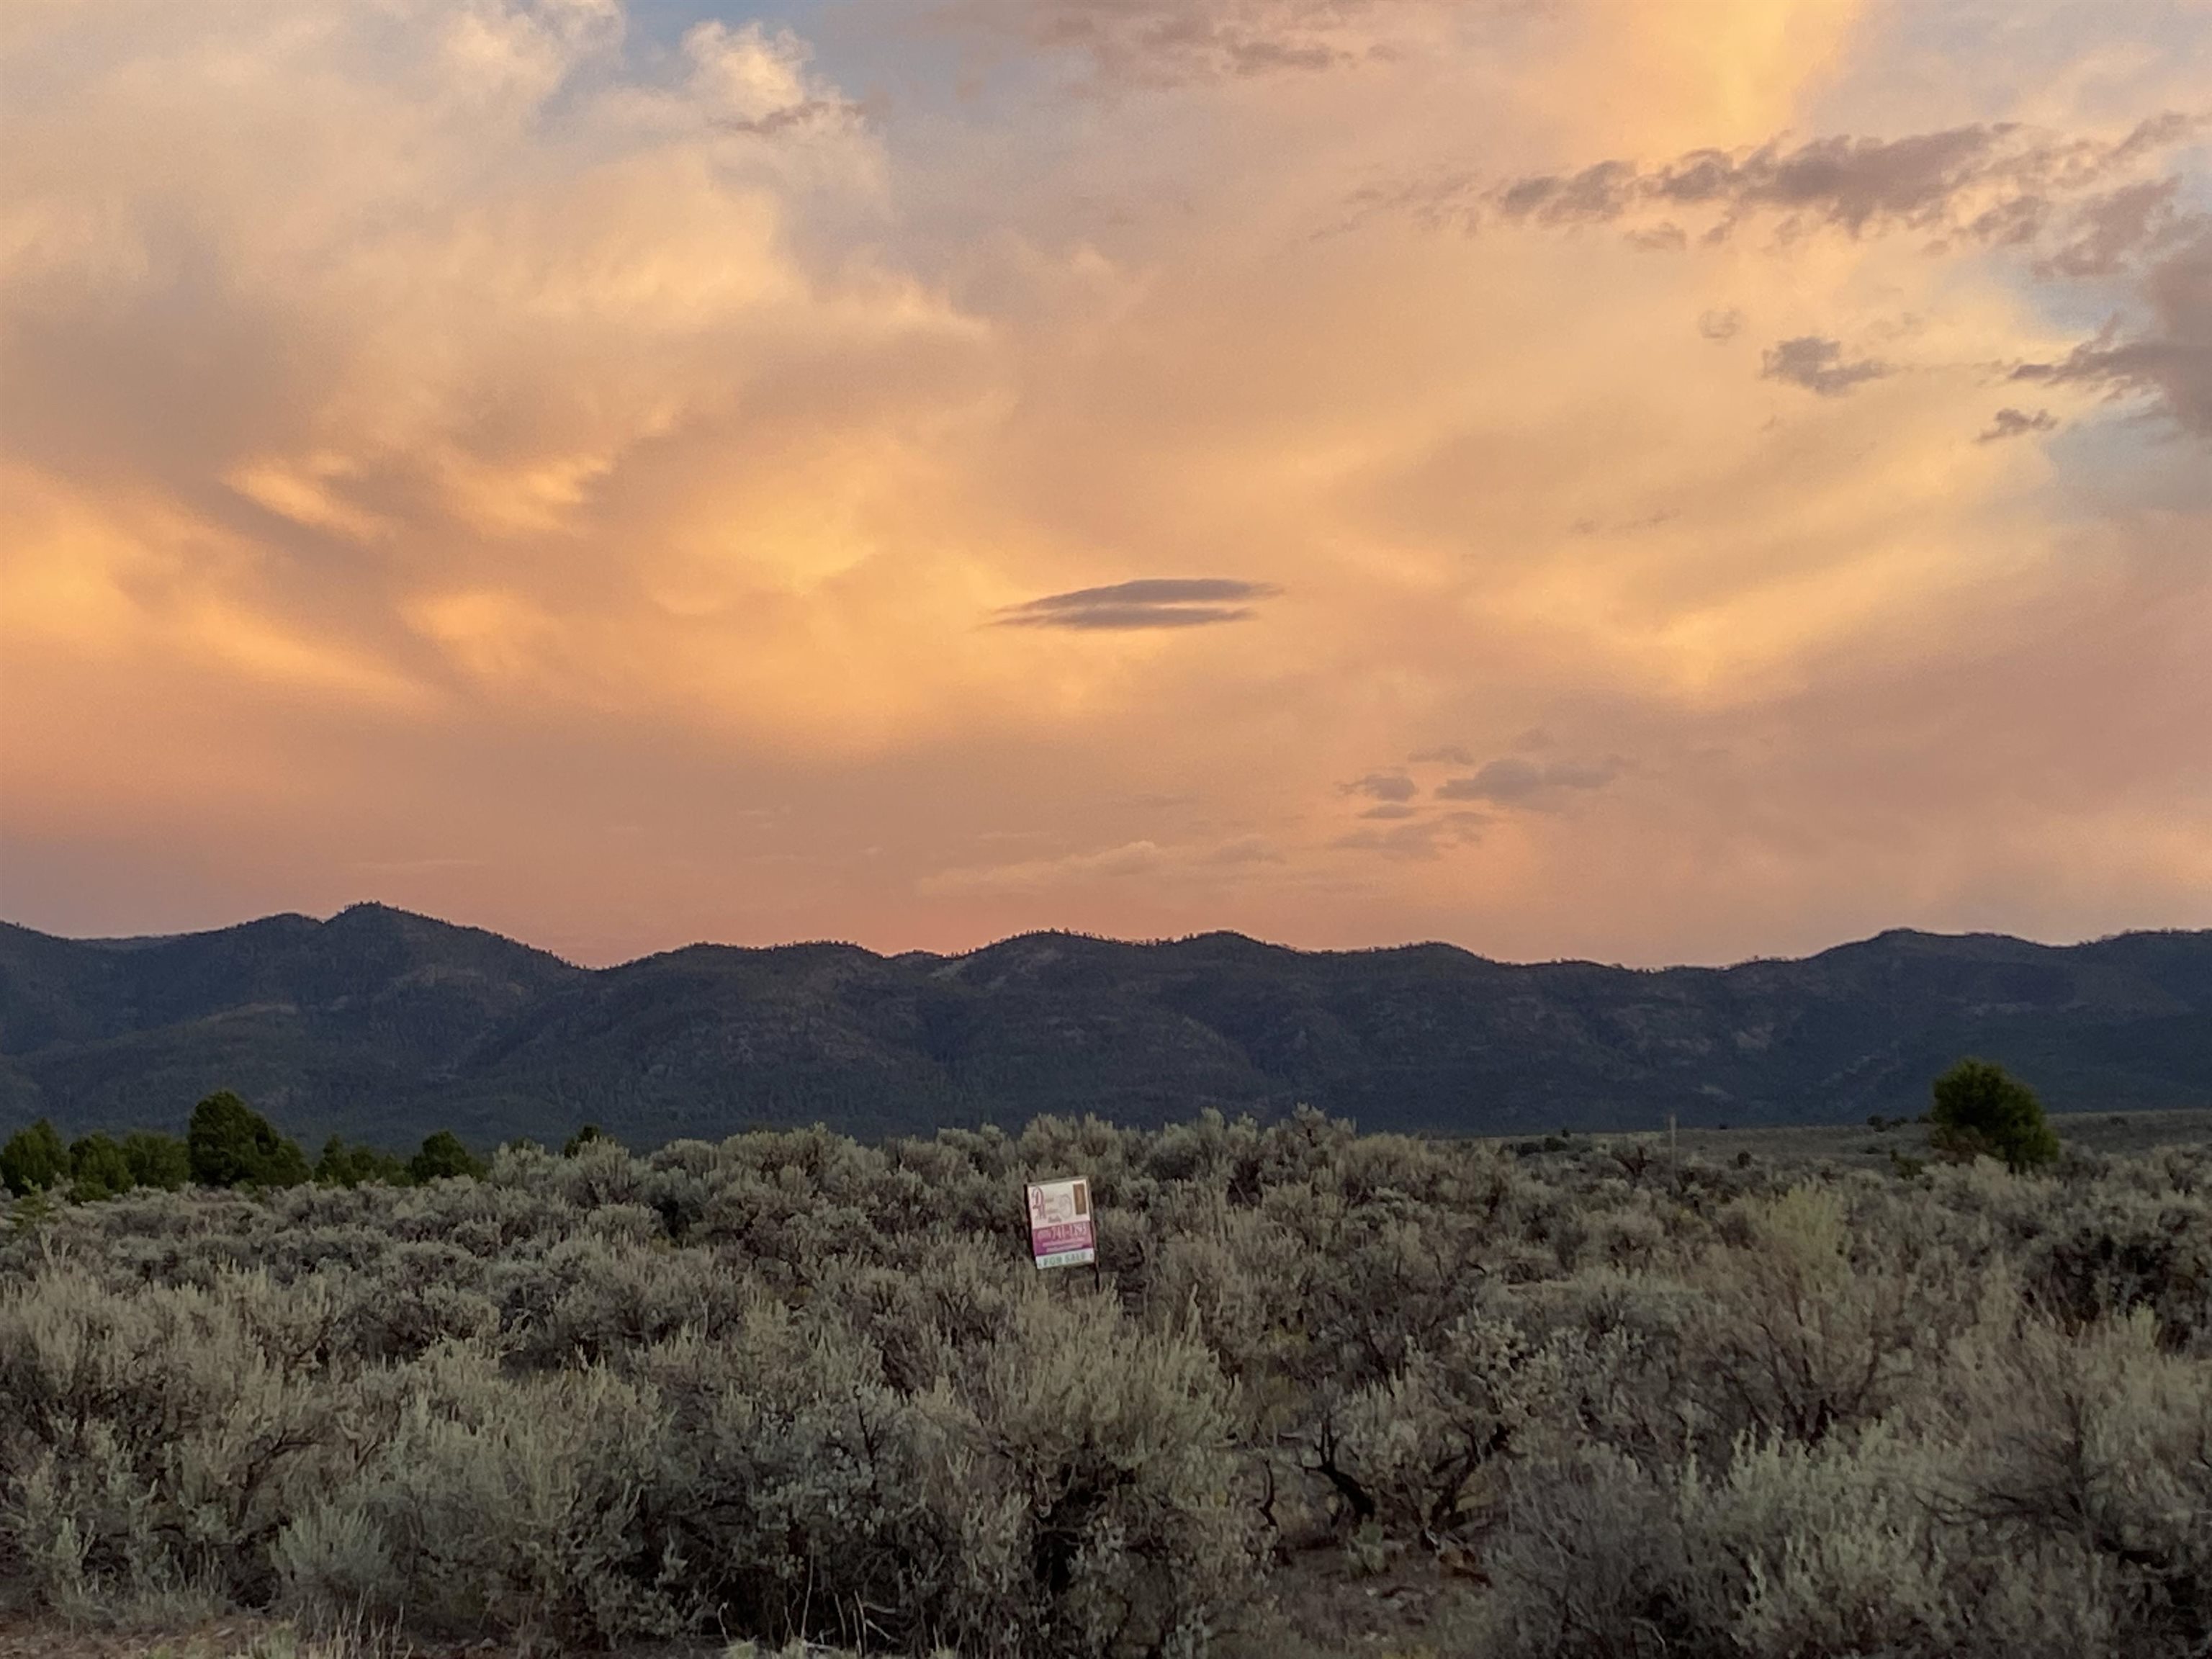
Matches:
[2,1,2208,965]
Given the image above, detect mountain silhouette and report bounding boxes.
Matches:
[3,904,2206,1146]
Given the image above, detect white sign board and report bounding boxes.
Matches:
[1026,1175,1095,1269]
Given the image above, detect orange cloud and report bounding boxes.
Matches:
[1,0,2206,965]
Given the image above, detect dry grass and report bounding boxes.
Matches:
[0,1620,361,1659]
[0,1619,788,1659]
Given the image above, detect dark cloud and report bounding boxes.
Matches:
[1436,755,1620,804]
[1761,336,1889,397]
[1342,770,1417,801]
[1437,757,1543,801]
[934,0,1389,89]
[1354,112,2211,438]
[1408,744,1473,765]
[1360,114,2206,261]
[2011,228,2212,437]
[1359,802,1417,820]
[1671,125,2002,233]
[1699,307,1745,341]
[994,577,1283,629]
[1977,407,2058,443]
[1475,115,2203,243]
[1625,222,1689,253]
[2038,178,2186,279]
[1493,158,1640,225]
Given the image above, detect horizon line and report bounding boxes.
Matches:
[4,900,2202,979]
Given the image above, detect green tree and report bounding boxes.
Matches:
[122,1130,192,1190]
[186,1092,310,1189]
[1929,1058,2060,1172]
[562,1123,606,1158]
[1,1119,68,1196]
[67,1133,137,1202]
[409,1129,487,1183]
[315,1135,408,1188]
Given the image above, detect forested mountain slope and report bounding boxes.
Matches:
[1,904,2205,1145]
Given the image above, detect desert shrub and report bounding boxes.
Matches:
[7,1111,2211,1654]
[544,1134,645,1211]
[634,1304,956,1648]
[1475,1423,2144,1659]
[1686,1183,1953,1447]
[1327,1305,1625,1545]
[1939,1306,2212,1651]
[950,1286,1265,1657]
[1474,1444,1701,1656]
[814,1232,1017,1395]
[274,1343,682,1643]
[2025,1187,2212,1348]
[0,1265,350,1611]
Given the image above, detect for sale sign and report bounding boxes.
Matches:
[1026,1175,1095,1269]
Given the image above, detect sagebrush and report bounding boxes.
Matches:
[3,1110,2208,1655]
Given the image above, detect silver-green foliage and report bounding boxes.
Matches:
[4,1112,2211,1655]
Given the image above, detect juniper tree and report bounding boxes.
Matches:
[66,1133,136,1202]
[408,1130,487,1183]
[1929,1058,2060,1172]
[186,1091,310,1188]
[0,1119,67,1195]
[121,1130,191,1190]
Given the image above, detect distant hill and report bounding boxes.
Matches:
[1,904,2206,1148]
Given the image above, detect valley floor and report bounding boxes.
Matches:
[1546,1105,2212,1169]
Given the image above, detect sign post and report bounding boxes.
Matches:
[1026,1175,1096,1271]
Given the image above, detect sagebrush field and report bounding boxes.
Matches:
[4,1110,2209,1657]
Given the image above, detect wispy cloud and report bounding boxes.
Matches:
[1332,809,1486,860]
[993,578,1284,630]
[931,0,1405,89]
[919,834,1282,896]
[1436,756,1622,804]
[1395,114,2209,246]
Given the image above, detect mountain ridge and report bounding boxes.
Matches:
[2,904,2206,1147]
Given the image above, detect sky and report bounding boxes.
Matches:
[1,0,2208,968]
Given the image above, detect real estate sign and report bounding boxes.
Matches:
[1026,1175,1095,1269]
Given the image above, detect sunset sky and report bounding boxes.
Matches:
[2,1,2208,968]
